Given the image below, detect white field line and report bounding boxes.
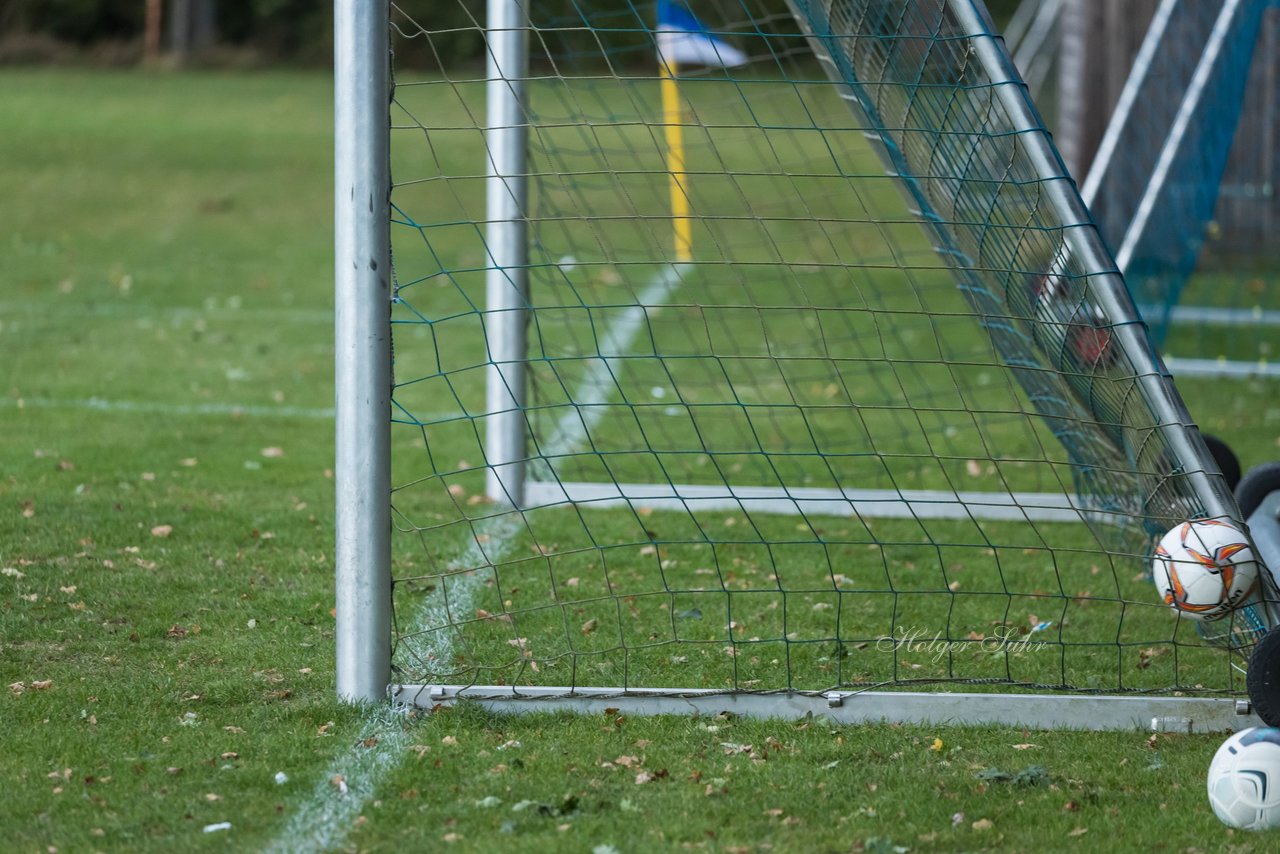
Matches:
[0,301,332,323]
[1138,304,1280,328]
[266,263,686,853]
[0,395,339,420]
[1164,356,1280,379]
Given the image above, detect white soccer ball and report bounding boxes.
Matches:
[1208,727,1280,830]
[1151,520,1258,622]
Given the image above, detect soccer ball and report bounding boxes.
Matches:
[1151,520,1258,621]
[1208,727,1280,830]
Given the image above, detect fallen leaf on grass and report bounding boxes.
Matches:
[581,618,598,635]
[260,447,285,458]
[1067,827,1088,838]
[972,818,993,831]
[150,525,173,538]
[31,680,52,691]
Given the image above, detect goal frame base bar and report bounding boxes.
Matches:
[393,684,1261,733]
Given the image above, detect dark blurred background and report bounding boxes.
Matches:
[0,0,1023,67]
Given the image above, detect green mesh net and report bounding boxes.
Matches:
[385,0,1260,698]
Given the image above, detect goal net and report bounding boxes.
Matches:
[377,0,1268,722]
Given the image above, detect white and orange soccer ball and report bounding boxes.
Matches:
[1152,520,1258,622]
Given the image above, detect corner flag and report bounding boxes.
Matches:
[656,3,747,263]
[656,1,749,69]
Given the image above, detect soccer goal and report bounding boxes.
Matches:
[335,0,1280,731]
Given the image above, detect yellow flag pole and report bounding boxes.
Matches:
[660,58,693,264]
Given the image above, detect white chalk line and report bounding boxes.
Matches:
[266,263,687,852]
[0,301,332,324]
[0,395,339,421]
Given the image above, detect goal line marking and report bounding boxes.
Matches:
[269,263,687,852]
[0,395,341,420]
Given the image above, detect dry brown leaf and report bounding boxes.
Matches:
[260,447,285,458]
[972,818,993,831]
[150,525,173,538]
[1067,827,1088,838]
[581,618,598,635]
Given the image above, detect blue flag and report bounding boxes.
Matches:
[657,1,748,68]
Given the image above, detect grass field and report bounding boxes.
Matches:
[3,68,1280,852]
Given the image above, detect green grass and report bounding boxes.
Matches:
[2,68,1280,852]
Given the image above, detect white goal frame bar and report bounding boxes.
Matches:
[393,684,1260,733]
